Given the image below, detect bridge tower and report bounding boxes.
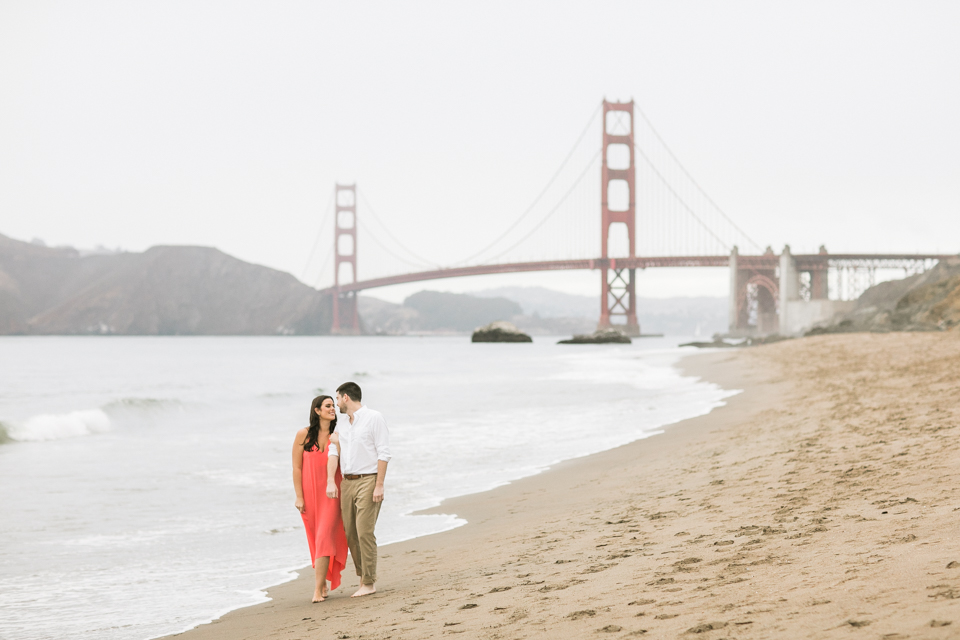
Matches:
[598,100,640,336]
[332,183,360,335]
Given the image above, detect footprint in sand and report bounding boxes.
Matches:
[845,619,871,628]
[686,621,728,633]
[646,577,675,586]
[566,610,596,620]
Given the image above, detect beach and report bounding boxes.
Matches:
[169,332,960,639]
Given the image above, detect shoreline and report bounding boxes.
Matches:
[160,371,716,638]
[169,333,960,639]
[166,347,756,639]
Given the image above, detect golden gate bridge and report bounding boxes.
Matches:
[302,100,952,336]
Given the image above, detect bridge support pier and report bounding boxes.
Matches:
[729,246,779,335]
[600,264,640,337]
[778,245,799,335]
[332,290,359,336]
[597,99,640,337]
[809,246,829,300]
[331,183,361,335]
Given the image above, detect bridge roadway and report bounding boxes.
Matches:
[319,253,955,295]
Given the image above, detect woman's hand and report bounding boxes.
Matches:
[326,480,339,499]
[295,497,305,513]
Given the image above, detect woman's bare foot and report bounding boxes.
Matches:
[351,583,376,597]
[313,559,330,602]
[312,580,329,602]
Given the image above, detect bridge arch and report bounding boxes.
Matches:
[737,272,779,333]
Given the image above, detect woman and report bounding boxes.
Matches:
[292,395,348,602]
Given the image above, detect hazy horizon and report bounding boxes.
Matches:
[3,2,957,302]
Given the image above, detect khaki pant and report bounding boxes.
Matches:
[340,475,382,585]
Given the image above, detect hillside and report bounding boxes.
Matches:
[0,233,331,335]
[359,291,521,334]
[360,287,728,336]
[474,286,727,336]
[812,257,960,333]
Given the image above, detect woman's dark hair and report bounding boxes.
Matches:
[304,395,337,452]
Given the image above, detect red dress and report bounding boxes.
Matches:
[300,442,348,590]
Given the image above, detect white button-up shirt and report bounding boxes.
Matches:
[337,405,391,475]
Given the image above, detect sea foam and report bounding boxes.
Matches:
[5,410,112,442]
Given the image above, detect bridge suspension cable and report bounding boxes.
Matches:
[356,215,436,270]
[357,188,439,268]
[311,249,334,289]
[479,149,601,264]
[453,101,603,265]
[633,142,731,253]
[634,105,761,252]
[300,189,335,282]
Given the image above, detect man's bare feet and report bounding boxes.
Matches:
[351,583,376,597]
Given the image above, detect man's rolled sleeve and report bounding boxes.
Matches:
[373,414,392,463]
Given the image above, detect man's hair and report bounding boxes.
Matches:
[337,381,362,403]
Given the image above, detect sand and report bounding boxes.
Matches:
[169,333,960,639]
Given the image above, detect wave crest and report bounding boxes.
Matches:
[3,410,112,442]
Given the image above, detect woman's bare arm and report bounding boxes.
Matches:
[326,433,340,499]
[292,428,308,513]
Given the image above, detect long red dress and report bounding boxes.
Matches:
[300,442,348,590]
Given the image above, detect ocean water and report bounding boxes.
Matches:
[0,336,736,640]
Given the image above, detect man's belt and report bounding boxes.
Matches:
[343,473,377,480]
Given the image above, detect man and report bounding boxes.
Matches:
[326,381,391,597]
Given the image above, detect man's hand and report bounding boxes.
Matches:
[295,497,305,513]
[326,481,339,499]
[372,483,384,503]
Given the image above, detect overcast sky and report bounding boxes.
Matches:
[1,1,957,302]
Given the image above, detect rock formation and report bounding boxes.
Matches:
[808,257,960,334]
[471,321,533,343]
[557,328,632,344]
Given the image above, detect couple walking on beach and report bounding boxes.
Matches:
[291,381,391,602]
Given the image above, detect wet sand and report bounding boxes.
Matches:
[169,333,960,639]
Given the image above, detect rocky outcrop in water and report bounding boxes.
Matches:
[0,233,332,335]
[679,336,738,348]
[557,328,632,344]
[471,321,532,343]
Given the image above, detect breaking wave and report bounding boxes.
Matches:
[0,398,187,444]
[102,398,182,412]
[2,410,112,442]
